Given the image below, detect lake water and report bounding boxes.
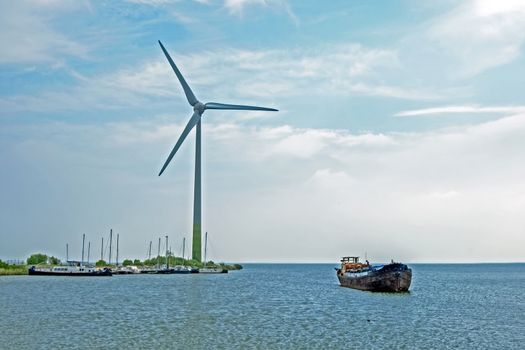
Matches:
[1,264,524,349]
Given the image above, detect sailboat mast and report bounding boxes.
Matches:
[109,229,113,265]
[101,237,104,261]
[116,233,119,267]
[66,243,69,262]
[148,240,152,260]
[182,237,186,260]
[165,235,169,269]
[87,242,91,265]
[157,237,161,269]
[81,234,85,266]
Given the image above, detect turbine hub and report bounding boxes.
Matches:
[194,102,205,114]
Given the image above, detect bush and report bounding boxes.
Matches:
[187,259,203,268]
[144,256,164,266]
[49,256,61,265]
[122,259,133,266]
[133,259,143,266]
[27,253,48,265]
[0,266,28,275]
[96,260,107,267]
[0,259,8,269]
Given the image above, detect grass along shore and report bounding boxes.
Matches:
[0,266,28,276]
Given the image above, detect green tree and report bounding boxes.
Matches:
[96,260,107,267]
[133,259,143,266]
[27,253,48,265]
[187,259,203,268]
[122,259,133,266]
[48,256,61,265]
[0,259,8,269]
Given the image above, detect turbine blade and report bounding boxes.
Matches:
[158,40,198,106]
[158,111,201,176]
[205,102,278,112]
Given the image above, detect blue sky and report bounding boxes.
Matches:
[1,0,525,263]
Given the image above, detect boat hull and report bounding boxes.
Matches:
[140,269,158,274]
[337,263,412,293]
[28,267,112,277]
[199,268,228,274]
[156,269,175,274]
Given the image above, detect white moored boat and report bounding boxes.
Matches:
[198,232,228,274]
[28,262,112,276]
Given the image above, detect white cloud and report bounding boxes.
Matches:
[0,1,89,65]
[427,0,525,76]
[2,112,525,262]
[126,0,176,5]
[224,0,298,25]
[427,191,459,199]
[395,105,525,117]
[224,0,266,15]
[0,42,439,115]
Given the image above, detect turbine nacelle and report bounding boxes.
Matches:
[193,102,205,115]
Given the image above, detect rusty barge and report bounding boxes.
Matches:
[336,256,412,292]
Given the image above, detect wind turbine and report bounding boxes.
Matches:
[157,40,278,262]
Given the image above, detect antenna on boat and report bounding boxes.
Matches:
[109,229,113,265]
[81,234,86,266]
[66,243,69,262]
[101,237,104,262]
[87,241,91,265]
[116,233,120,267]
[157,237,161,270]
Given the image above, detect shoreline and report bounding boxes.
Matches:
[1,263,243,276]
[0,267,28,276]
[3,262,524,276]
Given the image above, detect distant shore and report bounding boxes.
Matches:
[1,263,243,276]
[0,254,243,276]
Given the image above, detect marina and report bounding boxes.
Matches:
[16,230,241,277]
[25,262,239,276]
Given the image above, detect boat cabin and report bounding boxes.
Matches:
[339,256,369,272]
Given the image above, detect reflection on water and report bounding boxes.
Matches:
[1,264,524,349]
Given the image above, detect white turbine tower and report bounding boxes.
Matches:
[157,40,278,262]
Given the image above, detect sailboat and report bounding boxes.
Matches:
[28,234,112,276]
[157,235,175,274]
[172,237,192,274]
[198,232,228,274]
